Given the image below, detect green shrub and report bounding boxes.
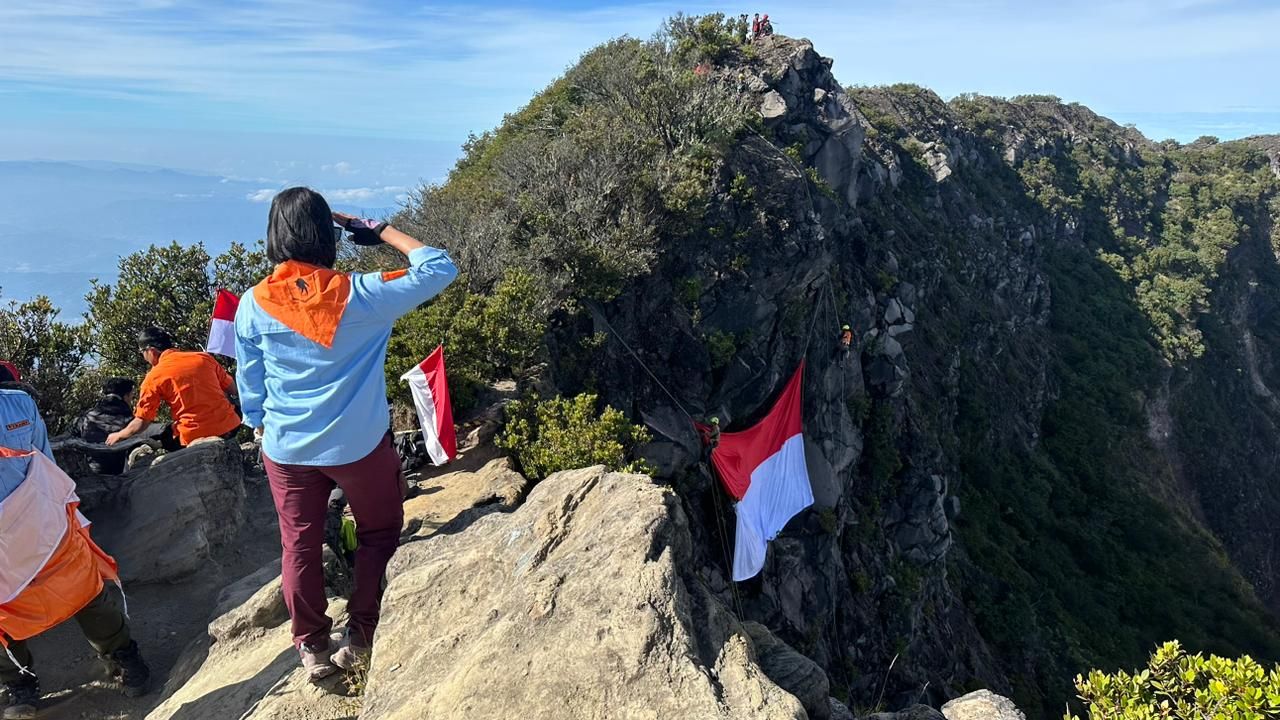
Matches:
[0,294,91,432]
[1069,641,1280,720]
[663,12,745,66]
[497,393,652,481]
[705,330,736,369]
[386,269,546,412]
[84,241,270,375]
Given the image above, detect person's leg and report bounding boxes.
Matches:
[73,585,149,696]
[263,455,335,650]
[73,585,130,654]
[0,638,33,686]
[1,638,39,719]
[326,436,404,649]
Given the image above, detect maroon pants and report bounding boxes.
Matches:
[264,436,404,649]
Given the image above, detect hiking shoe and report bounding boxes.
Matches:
[299,641,338,681]
[3,676,40,720]
[109,641,151,698]
[330,635,371,672]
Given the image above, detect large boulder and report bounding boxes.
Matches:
[107,438,247,585]
[743,621,832,719]
[942,691,1027,720]
[361,467,809,720]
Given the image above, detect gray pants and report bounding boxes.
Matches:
[0,585,131,684]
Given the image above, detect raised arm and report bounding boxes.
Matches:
[338,214,458,323]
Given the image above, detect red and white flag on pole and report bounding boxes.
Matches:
[207,289,239,358]
[400,345,457,466]
[700,363,813,581]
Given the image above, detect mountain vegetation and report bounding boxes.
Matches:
[6,16,1280,719]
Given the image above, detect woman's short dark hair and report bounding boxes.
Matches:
[266,187,337,268]
[137,327,175,352]
[102,377,136,397]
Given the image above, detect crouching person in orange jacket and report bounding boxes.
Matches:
[0,382,150,720]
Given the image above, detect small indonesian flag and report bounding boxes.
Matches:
[702,363,813,581]
[207,289,239,358]
[400,345,457,466]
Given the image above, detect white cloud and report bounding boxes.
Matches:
[324,185,408,204]
[246,188,276,202]
[322,160,355,175]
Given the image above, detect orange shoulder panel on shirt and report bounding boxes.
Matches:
[252,261,352,348]
[0,505,118,645]
[381,268,409,282]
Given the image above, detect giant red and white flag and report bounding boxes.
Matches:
[707,363,813,581]
[400,345,457,466]
[206,289,239,358]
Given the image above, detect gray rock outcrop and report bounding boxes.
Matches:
[361,467,809,720]
[106,438,247,585]
[942,690,1027,720]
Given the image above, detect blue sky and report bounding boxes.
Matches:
[1,0,1277,202]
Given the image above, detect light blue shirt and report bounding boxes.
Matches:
[234,246,457,466]
[0,389,50,502]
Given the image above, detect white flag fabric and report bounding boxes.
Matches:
[400,345,457,466]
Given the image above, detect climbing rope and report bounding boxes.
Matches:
[591,305,696,423]
[708,473,747,617]
[592,304,747,603]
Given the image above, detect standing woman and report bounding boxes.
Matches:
[235,187,457,679]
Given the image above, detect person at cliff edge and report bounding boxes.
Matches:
[105,327,242,449]
[0,379,150,719]
[234,187,457,680]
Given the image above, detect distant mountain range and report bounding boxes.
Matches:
[0,161,400,317]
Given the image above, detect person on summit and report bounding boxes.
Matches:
[105,327,241,449]
[75,377,136,445]
[751,12,760,37]
[0,381,150,719]
[235,187,457,681]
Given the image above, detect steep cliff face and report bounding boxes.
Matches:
[550,37,1280,715]
[397,29,1280,718]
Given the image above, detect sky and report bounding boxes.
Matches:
[0,0,1278,201]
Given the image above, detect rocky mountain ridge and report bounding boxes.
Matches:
[22,26,1280,720]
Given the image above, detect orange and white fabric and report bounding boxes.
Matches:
[0,447,119,654]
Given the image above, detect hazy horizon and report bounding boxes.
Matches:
[2,0,1278,315]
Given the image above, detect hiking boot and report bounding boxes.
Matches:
[330,634,371,672]
[3,676,40,720]
[109,641,151,697]
[298,641,337,681]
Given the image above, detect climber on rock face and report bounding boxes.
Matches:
[104,327,242,449]
[234,187,457,681]
[839,324,854,355]
[0,391,151,719]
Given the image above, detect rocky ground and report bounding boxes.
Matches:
[17,424,1028,720]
